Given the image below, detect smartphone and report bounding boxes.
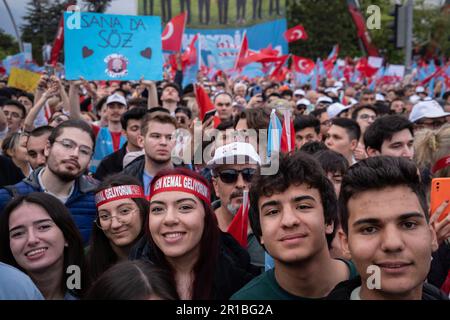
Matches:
[430,178,450,222]
[45,65,55,76]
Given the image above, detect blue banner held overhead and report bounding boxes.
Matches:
[184,19,288,79]
[64,12,163,80]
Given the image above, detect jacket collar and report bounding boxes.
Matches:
[27,166,98,194]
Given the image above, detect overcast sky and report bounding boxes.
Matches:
[0,0,137,40]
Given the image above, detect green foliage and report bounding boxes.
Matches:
[20,0,112,64]
[286,0,360,59]
[0,29,19,61]
[287,0,449,62]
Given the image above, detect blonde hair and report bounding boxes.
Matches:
[414,123,450,177]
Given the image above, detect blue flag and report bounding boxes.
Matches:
[64,12,163,80]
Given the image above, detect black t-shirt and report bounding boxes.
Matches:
[0,155,24,187]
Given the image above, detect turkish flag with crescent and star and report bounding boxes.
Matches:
[284,24,308,43]
[162,12,187,52]
[292,55,315,74]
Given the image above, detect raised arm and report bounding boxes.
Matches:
[68,80,83,120]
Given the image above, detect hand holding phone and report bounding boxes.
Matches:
[430,178,450,223]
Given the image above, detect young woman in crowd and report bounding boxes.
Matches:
[414,123,450,295]
[85,173,148,286]
[130,167,256,300]
[84,260,178,300]
[0,192,85,299]
[1,132,30,178]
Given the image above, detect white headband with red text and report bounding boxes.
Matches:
[95,185,145,208]
[149,175,211,205]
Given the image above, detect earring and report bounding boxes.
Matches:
[64,243,69,247]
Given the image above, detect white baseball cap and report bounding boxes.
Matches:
[106,93,127,106]
[317,96,333,105]
[207,142,261,168]
[375,93,385,101]
[334,81,344,89]
[294,89,306,97]
[415,86,425,93]
[327,103,352,119]
[409,100,450,123]
[296,98,311,107]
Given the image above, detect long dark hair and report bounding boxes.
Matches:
[84,260,179,300]
[85,174,148,286]
[146,168,221,300]
[0,192,85,297]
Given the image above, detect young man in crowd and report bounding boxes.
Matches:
[123,111,177,196]
[159,82,182,115]
[325,118,360,165]
[0,100,26,139]
[359,89,376,107]
[351,105,378,161]
[26,125,53,170]
[70,82,128,173]
[364,115,415,160]
[94,107,146,180]
[231,152,357,300]
[294,115,322,150]
[310,108,331,139]
[0,120,98,244]
[329,156,447,300]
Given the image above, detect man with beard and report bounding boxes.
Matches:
[208,142,265,272]
[123,112,177,196]
[0,120,98,244]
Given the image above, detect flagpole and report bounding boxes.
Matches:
[2,0,23,52]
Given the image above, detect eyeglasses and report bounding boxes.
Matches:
[54,138,93,157]
[95,207,137,229]
[321,120,332,126]
[176,116,187,124]
[3,110,22,119]
[359,114,377,121]
[217,102,231,107]
[217,168,256,184]
[51,116,67,124]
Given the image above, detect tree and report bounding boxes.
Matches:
[0,28,19,60]
[286,0,361,60]
[20,0,112,64]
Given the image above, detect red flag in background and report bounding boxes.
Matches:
[284,24,308,43]
[347,5,379,57]
[356,57,378,78]
[181,33,198,69]
[162,12,187,52]
[292,56,315,74]
[280,110,295,153]
[50,16,64,66]
[324,45,339,72]
[227,191,250,248]
[194,84,215,120]
[270,54,289,81]
[234,32,249,71]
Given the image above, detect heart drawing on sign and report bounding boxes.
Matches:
[140,48,152,59]
[82,46,94,58]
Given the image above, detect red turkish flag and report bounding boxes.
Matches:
[284,24,308,43]
[292,56,315,74]
[194,84,215,121]
[234,33,249,71]
[280,111,295,153]
[162,12,187,52]
[227,191,250,248]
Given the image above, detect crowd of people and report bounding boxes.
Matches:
[0,62,449,300]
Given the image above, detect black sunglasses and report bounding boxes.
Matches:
[217,168,256,184]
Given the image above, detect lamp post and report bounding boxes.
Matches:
[2,0,24,52]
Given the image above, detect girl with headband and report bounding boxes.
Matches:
[0,192,85,299]
[130,167,256,300]
[86,174,148,285]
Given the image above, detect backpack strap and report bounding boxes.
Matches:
[3,185,19,199]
